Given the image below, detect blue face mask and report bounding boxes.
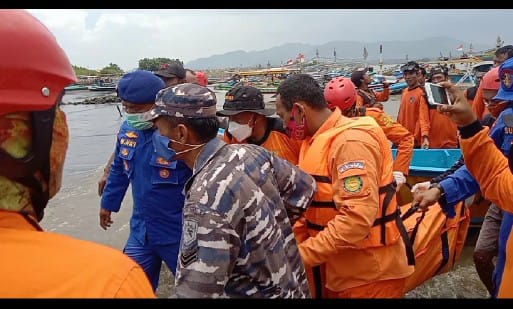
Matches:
[152,131,206,162]
[126,112,153,130]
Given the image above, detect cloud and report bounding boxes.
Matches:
[26,9,513,71]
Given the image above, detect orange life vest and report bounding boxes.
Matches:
[300,116,413,251]
[298,115,415,297]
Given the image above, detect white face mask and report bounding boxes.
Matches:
[228,121,253,142]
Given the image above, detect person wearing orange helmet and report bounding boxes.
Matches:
[413,65,510,297]
[472,46,513,121]
[0,9,155,298]
[324,76,414,191]
[433,67,513,297]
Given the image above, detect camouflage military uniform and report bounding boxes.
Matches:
[175,137,315,298]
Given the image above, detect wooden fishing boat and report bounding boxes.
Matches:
[393,148,489,227]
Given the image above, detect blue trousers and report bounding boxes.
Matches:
[124,232,180,291]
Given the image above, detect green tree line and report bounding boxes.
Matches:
[72,58,185,76]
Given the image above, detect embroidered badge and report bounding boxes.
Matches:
[157,157,170,165]
[409,96,416,103]
[125,131,139,138]
[502,69,513,89]
[382,115,394,127]
[180,218,199,267]
[159,169,170,178]
[338,161,365,174]
[343,176,363,193]
[121,148,129,156]
[183,219,198,249]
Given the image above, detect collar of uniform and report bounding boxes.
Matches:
[183,137,227,196]
[311,107,343,139]
[0,210,42,231]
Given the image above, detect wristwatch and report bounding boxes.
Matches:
[430,183,446,198]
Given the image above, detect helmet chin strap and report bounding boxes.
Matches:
[0,105,55,221]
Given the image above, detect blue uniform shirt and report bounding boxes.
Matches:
[440,106,513,296]
[440,106,513,216]
[101,121,192,245]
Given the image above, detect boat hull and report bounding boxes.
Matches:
[392,148,488,227]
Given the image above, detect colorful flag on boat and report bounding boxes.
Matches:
[456,44,464,51]
[286,59,294,65]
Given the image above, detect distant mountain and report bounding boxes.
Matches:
[185,37,490,70]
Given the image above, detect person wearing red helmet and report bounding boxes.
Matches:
[0,10,155,298]
[195,71,209,87]
[324,76,414,191]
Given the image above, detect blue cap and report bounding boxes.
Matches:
[493,57,513,102]
[117,70,165,104]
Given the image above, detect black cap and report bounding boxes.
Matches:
[216,85,275,116]
[401,61,420,73]
[350,68,369,88]
[154,61,186,79]
[429,65,448,77]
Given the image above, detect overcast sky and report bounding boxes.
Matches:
[27,9,512,71]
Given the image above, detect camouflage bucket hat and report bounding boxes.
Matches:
[145,83,217,120]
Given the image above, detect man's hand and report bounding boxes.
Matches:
[421,137,430,149]
[99,208,113,230]
[412,187,441,211]
[393,171,406,192]
[411,181,431,193]
[436,81,478,127]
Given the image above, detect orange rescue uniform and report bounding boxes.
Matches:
[356,107,414,176]
[0,210,156,298]
[356,87,390,109]
[223,117,301,164]
[471,86,491,121]
[460,127,513,298]
[294,108,414,298]
[397,86,427,146]
[419,101,459,149]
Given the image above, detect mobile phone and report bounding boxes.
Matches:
[424,82,452,106]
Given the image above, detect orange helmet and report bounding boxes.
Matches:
[324,77,357,111]
[0,9,76,116]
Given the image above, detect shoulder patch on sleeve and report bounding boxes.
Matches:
[180,218,199,267]
[338,161,365,174]
[381,114,394,127]
[343,175,363,193]
[183,219,198,249]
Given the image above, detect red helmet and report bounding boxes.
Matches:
[196,71,209,87]
[481,67,500,90]
[324,77,357,111]
[0,10,77,116]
